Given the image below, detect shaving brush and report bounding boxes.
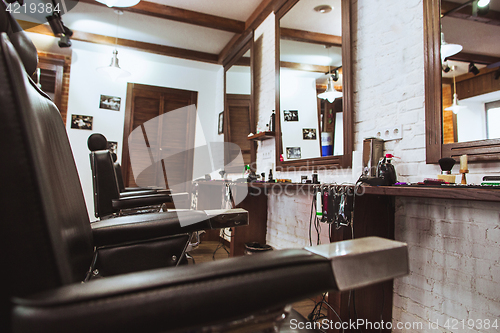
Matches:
[437,157,456,183]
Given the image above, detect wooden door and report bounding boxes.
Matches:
[226,94,252,171]
[122,83,197,192]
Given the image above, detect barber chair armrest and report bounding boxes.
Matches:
[91,208,248,248]
[118,189,162,197]
[12,237,408,333]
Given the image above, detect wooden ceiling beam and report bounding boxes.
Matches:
[20,21,219,64]
[280,28,342,47]
[78,0,246,34]
[441,0,500,26]
[448,52,500,66]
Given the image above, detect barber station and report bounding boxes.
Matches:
[2,0,500,332]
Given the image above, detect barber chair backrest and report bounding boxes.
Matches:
[90,150,122,218]
[87,133,122,217]
[0,31,94,331]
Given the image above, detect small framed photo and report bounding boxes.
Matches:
[99,95,121,111]
[218,111,224,134]
[286,147,301,159]
[302,128,317,140]
[108,141,118,155]
[71,114,93,130]
[284,110,299,122]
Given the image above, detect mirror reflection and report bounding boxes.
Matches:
[225,48,252,169]
[279,0,343,161]
[440,0,500,144]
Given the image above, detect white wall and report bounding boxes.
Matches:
[29,34,222,220]
[456,101,486,142]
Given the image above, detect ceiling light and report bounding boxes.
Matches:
[477,0,490,8]
[468,62,479,75]
[96,0,140,8]
[445,67,466,114]
[314,5,333,13]
[318,75,343,103]
[440,32,462,63]
[96,9,131,81]
[97,49,131,81]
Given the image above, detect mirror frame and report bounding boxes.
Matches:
[223,31,255,170]
[274,0,353,170]
[424,0,500,164]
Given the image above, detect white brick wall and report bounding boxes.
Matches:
[252,0,500,331]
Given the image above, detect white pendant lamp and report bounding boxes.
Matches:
[318,75,343,103]
[97,9,131,81]
[445,68,466,114]
[96,0,140,8]
[440,32,462,63]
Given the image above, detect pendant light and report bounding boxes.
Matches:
[318,75,343,103]
[445,67,466,114]
[318,46,343,103]
[440,32,462,64]
[96,0,140,8]
[97,9,130,81]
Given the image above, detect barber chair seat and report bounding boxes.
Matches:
[0,7,409,332]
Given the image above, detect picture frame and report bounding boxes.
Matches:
[218,111,224,134]
[99,95,121,111]
[283,110,299,122]
[286,147,301,159]
[302,128,317,140]
[70,114,93,130]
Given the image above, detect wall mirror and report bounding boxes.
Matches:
[223,33,255,172]
[424,0,500,163]
[275,0,352,170]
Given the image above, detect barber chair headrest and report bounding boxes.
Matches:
[0,0,38,76]
[88,133,108,152]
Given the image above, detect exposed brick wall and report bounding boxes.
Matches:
[253,0,500,331]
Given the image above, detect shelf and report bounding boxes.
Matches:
[247,131,275,141]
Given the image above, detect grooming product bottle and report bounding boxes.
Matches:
[269,110,275,132]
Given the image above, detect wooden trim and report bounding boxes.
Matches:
[121,83,136,185]
[423,0,442,164]
[280,61,328,73]
[78,0,245,34]
[222,32,254,68]
[20,21,219,64]
[275,0,353,170]
[280,28,342,47]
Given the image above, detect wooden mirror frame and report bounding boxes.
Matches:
[223,31,255,170]
[274,0,353,170]
[424,0,500,164]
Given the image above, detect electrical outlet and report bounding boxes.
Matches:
[374,125,403,141]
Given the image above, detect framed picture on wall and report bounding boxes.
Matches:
[99,95,121,111]
[218,111,224,134]
[302,128,317,140]
[108,141,118,155]
[286,147,301,159]
[283,110,299,122]
[70,114,93,130]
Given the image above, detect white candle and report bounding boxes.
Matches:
[460,154,468,171]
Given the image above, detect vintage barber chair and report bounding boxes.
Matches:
[87,132,186,218]
[0,7,409,332]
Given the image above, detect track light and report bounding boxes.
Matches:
[46,13,73,48]
[477,0,490,7]
[468,62,479,75]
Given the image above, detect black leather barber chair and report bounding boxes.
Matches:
[0,7,409,332]
[87,132,190,219]
[87,133,157,195]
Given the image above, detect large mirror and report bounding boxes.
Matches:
[275,0,352,169]
[424,0,500,163]
[224,33,254,172]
